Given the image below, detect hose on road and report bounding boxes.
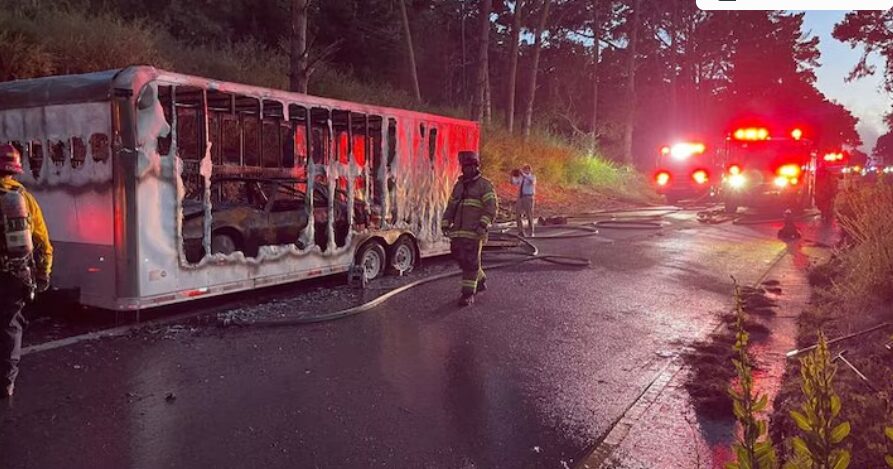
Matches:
[222,208,666,327]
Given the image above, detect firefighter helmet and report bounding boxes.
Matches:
[0,144,23,175]
[458,151,480,167]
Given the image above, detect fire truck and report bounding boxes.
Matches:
[653,140,719,204]
[717,126,817,214]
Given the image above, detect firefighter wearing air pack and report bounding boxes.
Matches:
[0,144,53,399]
[441,151,497,306]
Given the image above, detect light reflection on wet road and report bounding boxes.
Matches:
[1,211,809,469]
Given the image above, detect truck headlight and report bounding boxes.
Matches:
[729,174,746,188]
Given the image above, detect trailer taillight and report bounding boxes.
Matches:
[655,171,671,186]
[791,128,803,140]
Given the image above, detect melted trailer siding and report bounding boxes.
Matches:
[132,71,477,306]
[0,102,117,307]
[0,67,479,309]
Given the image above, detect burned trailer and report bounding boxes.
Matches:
[0,66,479,310]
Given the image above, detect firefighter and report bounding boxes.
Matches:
[814,164,838,221]
[441,151,497,306]
[0,144,53,398]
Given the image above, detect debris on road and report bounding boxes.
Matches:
[682,285,781,417]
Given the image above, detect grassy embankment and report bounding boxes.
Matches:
[0,5,657,215]
[768,179,893,467]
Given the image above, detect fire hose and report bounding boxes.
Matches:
[220,209,667,327]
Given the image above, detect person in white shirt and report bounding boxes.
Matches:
[511,164,536,237]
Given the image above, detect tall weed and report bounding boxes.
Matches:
[834,182,893,306]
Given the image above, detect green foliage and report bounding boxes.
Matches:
[783,332,851,469]
[480,125,656,202]
[726,278,779,469]
[0,6,171,76]
[0,32,54,81]
[886,424,893,468]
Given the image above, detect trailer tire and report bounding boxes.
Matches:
[356,240,387,282]
[211,231,241,255]
[387,236,417,276]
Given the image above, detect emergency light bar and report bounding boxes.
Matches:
[823,153,845,162]
[733,128,769,141]
[661,142,706,160]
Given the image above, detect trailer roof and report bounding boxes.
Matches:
[0,66,477,127]
[0,69,119,109]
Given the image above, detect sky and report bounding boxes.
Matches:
[800,11,890,153]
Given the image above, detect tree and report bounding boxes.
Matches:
[289,0,309,93]
[472,0,491,121]
[522,0,551,139]
[398,0,422,103]
[589,0,600,152]
[621,0,639,165]
[505,0,524,133]
[833,11,893,91]
[874,131,893,166]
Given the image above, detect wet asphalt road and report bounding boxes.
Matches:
[1,210,803,468]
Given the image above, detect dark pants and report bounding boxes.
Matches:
[450,237,485,297]
[0,274,28,389]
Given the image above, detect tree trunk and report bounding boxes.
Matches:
[398,0,422,103]
[622,0,640,166]
[472,0,491,121]
[590,0,599,154]
[289,0,309,93]
[484,58,492,123]
[505,0,524,133]
[522,0,551,140]
[669,0,679,136]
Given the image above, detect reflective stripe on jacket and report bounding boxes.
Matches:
[441,175,498,240]
[0,177,53,278]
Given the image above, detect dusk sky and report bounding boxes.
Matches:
[800,11,890,153]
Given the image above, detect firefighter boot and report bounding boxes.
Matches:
[458,294,475,307]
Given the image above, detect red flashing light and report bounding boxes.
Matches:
[728,164,742,175]
[655,171,671,186]
[660,146,671,156]
[733,128,770,141]
[791,128,803,140]
[823,152,844,162]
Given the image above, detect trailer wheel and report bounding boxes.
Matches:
[387,237,417,275]
[211,232,239,255]
[356,241,387,282]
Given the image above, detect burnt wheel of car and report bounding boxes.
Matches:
[211,232,239,255]
[356,241,386,282]
[387,237,416,276]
